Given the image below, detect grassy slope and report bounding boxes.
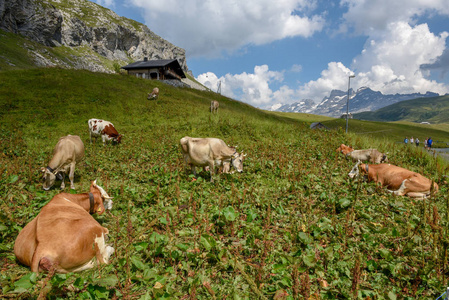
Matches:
[353,95,449,124]
[1,69,449,299]
[268,111,449,148]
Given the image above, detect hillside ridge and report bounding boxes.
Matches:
[0,0,187,73]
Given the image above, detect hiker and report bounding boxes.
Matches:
[404,137,408,144]
[415,137,420,147]
[410,137,414,144]
[424,138,428,149]
[428,137,433,149]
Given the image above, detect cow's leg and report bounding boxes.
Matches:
[405,192,428,198]
[94,233,114,264]
[389,179,430,197]
[69,162,76,189]
[60,173,66,190]
[209,162,215,182]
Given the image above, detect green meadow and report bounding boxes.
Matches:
[1,68,449,299]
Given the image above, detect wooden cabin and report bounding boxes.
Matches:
[121,58,186,80]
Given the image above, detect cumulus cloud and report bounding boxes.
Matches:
[296,62,354,101]
[340,0,449,35]
[352,22,449,94]
[197,65,284,106]
[421,48,449,79]
[128,0,325,56]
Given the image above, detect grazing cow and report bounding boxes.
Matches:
[210,100,219,113]
[348,161,438,198]
[336,144,387,163]
[14,180,114,273]
[41,135,84,190]
[147,87,159,100]
[88,119,122,145]
[180,136,245,182]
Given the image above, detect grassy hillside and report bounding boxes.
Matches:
[353,95,449,124]
[1,68,449,299]
[268,111,449,148]
[0,29,124,73]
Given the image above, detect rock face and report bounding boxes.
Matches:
[0,0,188,73]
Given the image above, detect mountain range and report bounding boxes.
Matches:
[271,87,440,118]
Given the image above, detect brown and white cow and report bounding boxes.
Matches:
[210,100,219,113]
[41,135,84,190]
[180,136,246,182]
[348,161,438,198]
[147,87,159,100]
[336,144,387,164]
[14,180,114,273]
[88,119,122,145]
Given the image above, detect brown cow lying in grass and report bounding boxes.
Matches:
[348,161,438,198]
[14,180,114,273]
[336,144,388,164]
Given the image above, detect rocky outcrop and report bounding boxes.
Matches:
[0,0,188,73]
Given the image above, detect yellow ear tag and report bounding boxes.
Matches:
[97,207,102,212]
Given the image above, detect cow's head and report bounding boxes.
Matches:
[91,180,113,214]
[114,134,122,144]
[40,167,63,190]
[231,152,247,173]
[348,160,362,179]
[337,144,354,155]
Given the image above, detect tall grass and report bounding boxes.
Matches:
[1,68,448,299]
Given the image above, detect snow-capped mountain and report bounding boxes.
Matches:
[271,87,439,117]
[271,99,317,113]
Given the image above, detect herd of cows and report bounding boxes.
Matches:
[11,106,439,274]
[338,144,438,198]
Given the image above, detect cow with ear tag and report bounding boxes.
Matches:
[14,180,114,274]
[41,135,84,190]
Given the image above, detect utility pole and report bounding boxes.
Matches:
[346,75,355,133]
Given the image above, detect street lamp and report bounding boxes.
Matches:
[345,74,355,133]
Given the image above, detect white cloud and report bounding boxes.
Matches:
[296,62,354,101]
[128,0,325,56]
[290,64,303,73]
[341,0,449,35]
[352,22,449,94]
[197,65,284,106]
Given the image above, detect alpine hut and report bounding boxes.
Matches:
[121,58,186,80]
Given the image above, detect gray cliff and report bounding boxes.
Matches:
[0,0,188,73]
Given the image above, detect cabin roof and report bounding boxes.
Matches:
[121,59,186,78]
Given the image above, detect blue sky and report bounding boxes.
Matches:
[97,0,449,109]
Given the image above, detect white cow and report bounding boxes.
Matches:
[180,136,246,182]
[210,100,219,113]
